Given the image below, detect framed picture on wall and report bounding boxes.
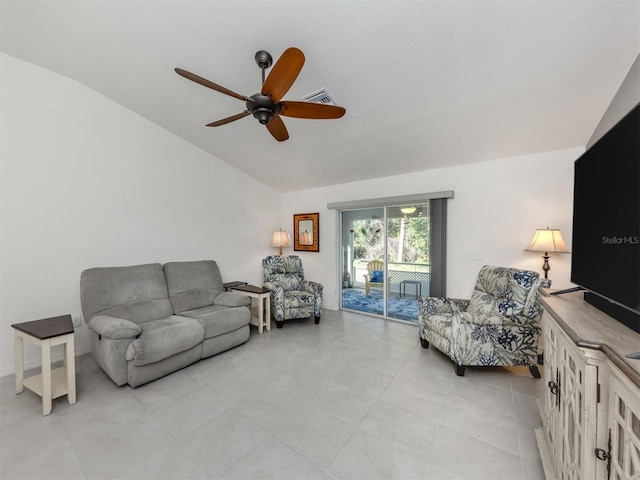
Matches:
[293,213,319,252]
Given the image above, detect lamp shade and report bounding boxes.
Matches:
[272,229,291,255]
[272,230,291,247]
[525,227,570,253]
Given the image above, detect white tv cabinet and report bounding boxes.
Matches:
[536,291,640,480]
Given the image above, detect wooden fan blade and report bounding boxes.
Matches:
[175,68,250,102]
[206,111,251,127]
[266,115,289,142]
[261,47,305,104]
[280,101,346,119]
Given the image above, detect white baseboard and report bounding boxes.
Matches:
[0,345,93,378]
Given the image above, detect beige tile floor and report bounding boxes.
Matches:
[0,310,546,480]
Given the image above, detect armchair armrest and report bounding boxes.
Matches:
[263,281,283,296]
[455,312,536,327]
[264,281,285,322]
[302,280,323,295]
[214,291,251,308]
[419,297,469,316]
[87,315,141,340]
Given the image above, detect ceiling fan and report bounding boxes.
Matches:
[175,47,346,142]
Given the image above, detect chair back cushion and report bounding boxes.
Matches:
[370,270,384,283]
[467,265,541,318]
[263,255,304,290]
[163,260,225,314]
[80,263,173,324]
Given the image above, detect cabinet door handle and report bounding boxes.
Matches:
[594,448,609,461]
[556,371,561,410]
[548,381,558,394]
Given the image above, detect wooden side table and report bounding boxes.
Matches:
[229,285,271,334]
[12,314,76,415]
[223,281,248,291]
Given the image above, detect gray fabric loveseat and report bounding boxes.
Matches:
[80,260,251,387]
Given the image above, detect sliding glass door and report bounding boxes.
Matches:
[341,208,386,317]
[341,202,431,322]
[385,204,429,321]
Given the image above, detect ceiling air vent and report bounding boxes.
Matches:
[301,88,337,105]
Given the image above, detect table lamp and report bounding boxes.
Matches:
[525,227,570,279]
[272,229,291,255]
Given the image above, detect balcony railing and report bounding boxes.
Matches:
[349,260,431,296]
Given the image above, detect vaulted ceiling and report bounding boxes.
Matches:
[2,1,638,192]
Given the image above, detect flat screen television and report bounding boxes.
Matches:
[570,102,640,333]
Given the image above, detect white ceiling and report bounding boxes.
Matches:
[2,1,639,192]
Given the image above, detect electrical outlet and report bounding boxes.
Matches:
[72,315,83,328]
[467,251,483,261]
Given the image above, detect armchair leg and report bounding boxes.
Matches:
[276,321,284,329]
[529,365,541,378]
[420,338,429,349]
[455,365,466,377]
[314,316,320,324]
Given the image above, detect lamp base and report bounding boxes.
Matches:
[541,253,550,279]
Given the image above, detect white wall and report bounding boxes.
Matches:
[0,54,281,376]
[588,53,640,148]
[282,147,578,310]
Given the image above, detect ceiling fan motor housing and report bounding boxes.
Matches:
[247,93,281,124]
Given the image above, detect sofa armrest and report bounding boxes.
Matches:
[214,291,251,308]
[87,315,141,339]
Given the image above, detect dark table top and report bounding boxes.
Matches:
[223,281,248,290]
[12,314,74,340]
[230,285,270,294]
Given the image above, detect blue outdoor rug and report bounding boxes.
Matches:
[342,288,419,322]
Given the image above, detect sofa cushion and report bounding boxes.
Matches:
[81,263,173,324]
[215,292,251,308]
[163,260,225,314]
[180,305,250,338]
[125,315,204,366]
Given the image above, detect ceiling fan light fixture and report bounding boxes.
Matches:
[253,107,273,125]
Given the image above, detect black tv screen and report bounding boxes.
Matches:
[571,103,640,329]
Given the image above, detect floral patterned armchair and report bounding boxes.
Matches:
[418,265,551,377]
[262,255,323,328]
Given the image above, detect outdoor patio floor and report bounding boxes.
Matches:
[341,288,419,322]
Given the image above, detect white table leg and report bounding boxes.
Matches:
[65,335,76,405]
[265,295,271,332]
[257,297,264,334]
[15,333,24,394]
[41,339,52,416]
